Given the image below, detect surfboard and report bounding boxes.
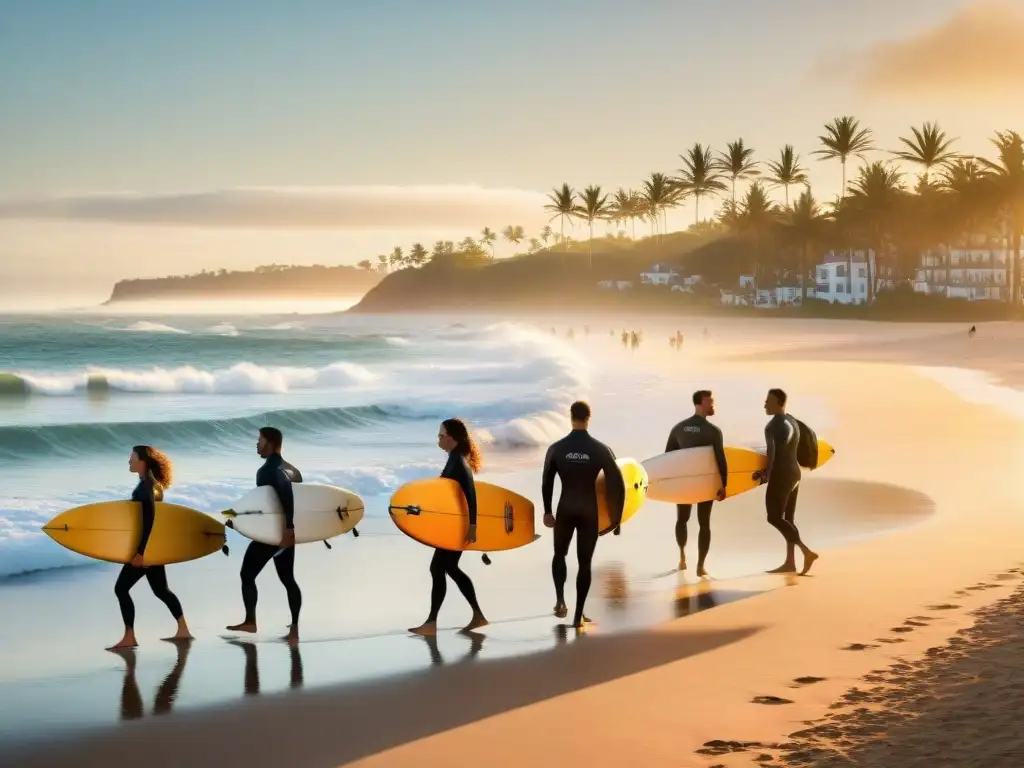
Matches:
[42,501,226,565]
[597,457,649,535]
[388,478,536,552]
[222,484,364,545]
[644,439,836,504]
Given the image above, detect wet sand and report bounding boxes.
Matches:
[5,320,1024,766]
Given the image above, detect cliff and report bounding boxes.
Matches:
[106,263,382,303]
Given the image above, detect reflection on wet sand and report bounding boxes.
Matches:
[225,638,304,696]
[415,631,486,665]
[110,640,191,721]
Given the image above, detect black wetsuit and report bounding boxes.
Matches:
[427,451,483,621]
[665,415,728,564]
[764,413,804,545]
[114,478,184,629]
[239,454,303,626]
[542,429,625,624]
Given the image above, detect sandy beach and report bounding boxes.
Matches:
[3,319,1023,767]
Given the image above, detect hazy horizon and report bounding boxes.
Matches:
[3,0,1023,305]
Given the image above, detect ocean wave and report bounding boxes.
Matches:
[0,404,431,461]
[205,322,240,337]
[121,320,190,334]
[5,360,376,396]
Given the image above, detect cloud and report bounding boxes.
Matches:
[836,1,1024,98]
[0,185,550,229]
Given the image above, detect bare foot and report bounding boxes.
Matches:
[696,565,709,578]
[767,563,797,574]
[226,622,257,634]
[571,616,593,630]
[553,603,568,619]
[106,637,138,651]
[800,551,819,575]
[409,621,437,636]
[460,615,488,633]
[161,634,194,644]
[281,631,299,645]
[106,643,138,656]
[678,554,687,571]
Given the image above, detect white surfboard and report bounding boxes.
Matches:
[222,484,365,545]
[642,445,767,504]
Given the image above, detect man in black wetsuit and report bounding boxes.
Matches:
[227,427,304,643]
[542,400,625,629]
[665,390,727,576]
[754,389,818,575]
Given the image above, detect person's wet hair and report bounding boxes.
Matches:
[441,417,483,473]
[692,390,712,406]
[570,401,591,422]
[768,388,788,406]
[259,427,283,450]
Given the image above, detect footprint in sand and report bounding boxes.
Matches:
[841,643,878,651]
[926,603,960,611]
[752,695,794,705]
[908,615,934,622]
[890,626,915,633]
[792,676,827,687]
[877,637,907,644]
[994,572,1020,581]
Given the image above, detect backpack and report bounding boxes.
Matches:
[793,417,819,469]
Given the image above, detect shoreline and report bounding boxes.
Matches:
[5,324,1024,766]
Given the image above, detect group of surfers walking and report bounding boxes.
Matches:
[108,388,817,649]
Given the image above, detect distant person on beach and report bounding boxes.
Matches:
[109,445,193,649]
[621,331,629,348]
[227,427,303,643]
[409,418,488,636]
[664,391,727,576]
[754,389,818,575]
[630,331,639,350]
[542,401,625,628]
[969,325,977,338]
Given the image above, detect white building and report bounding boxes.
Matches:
[639,262,680,286]
[755,285,802,308]
[914,248,1009,301]
[812,250,874,305]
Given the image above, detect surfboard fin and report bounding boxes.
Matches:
[481,554,492,566]
[323,540,332,550]
[225,520,235,529]
[352,527,360,537]
[221,545,230,556]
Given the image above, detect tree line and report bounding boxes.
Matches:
[360,119,1023,307]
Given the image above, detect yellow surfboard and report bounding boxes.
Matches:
[42,501,227,565]
[816,440,836,469]
[388,478,536,552]
[597,457,649,535]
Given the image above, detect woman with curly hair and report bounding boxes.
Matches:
[409,418,489,636]
[108,445,193,649]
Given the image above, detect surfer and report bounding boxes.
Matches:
[664,390,727,576]
[542,400,626,629]
[754,389,818,575]
[108,445,193,650]
[227,427,303,643]
[409,418,489,636]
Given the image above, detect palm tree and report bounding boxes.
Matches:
[891,122,960,186]
[408,243,429,267]
[641,172,678,242]
[977,130,1024,305]
[389,246,404,271]
[765,145,808,205]
[574,185,610,269]
[813,116,876,295]
[539,225,553,246]
[544,184,577,254]
[715,139,760,205]
[844,161,906,302]
[376,254,389,273]
[610,188,635,236]
[737,182,779,296]
[356,259,373,271]
[479,227,497,259]
[779,189,829,302]
[501,225,525,254]
[676,143,726,225]
[527,237,542,253]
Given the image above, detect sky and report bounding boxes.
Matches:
[2,0,1023,307]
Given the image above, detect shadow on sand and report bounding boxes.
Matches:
[14,622,762,767]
